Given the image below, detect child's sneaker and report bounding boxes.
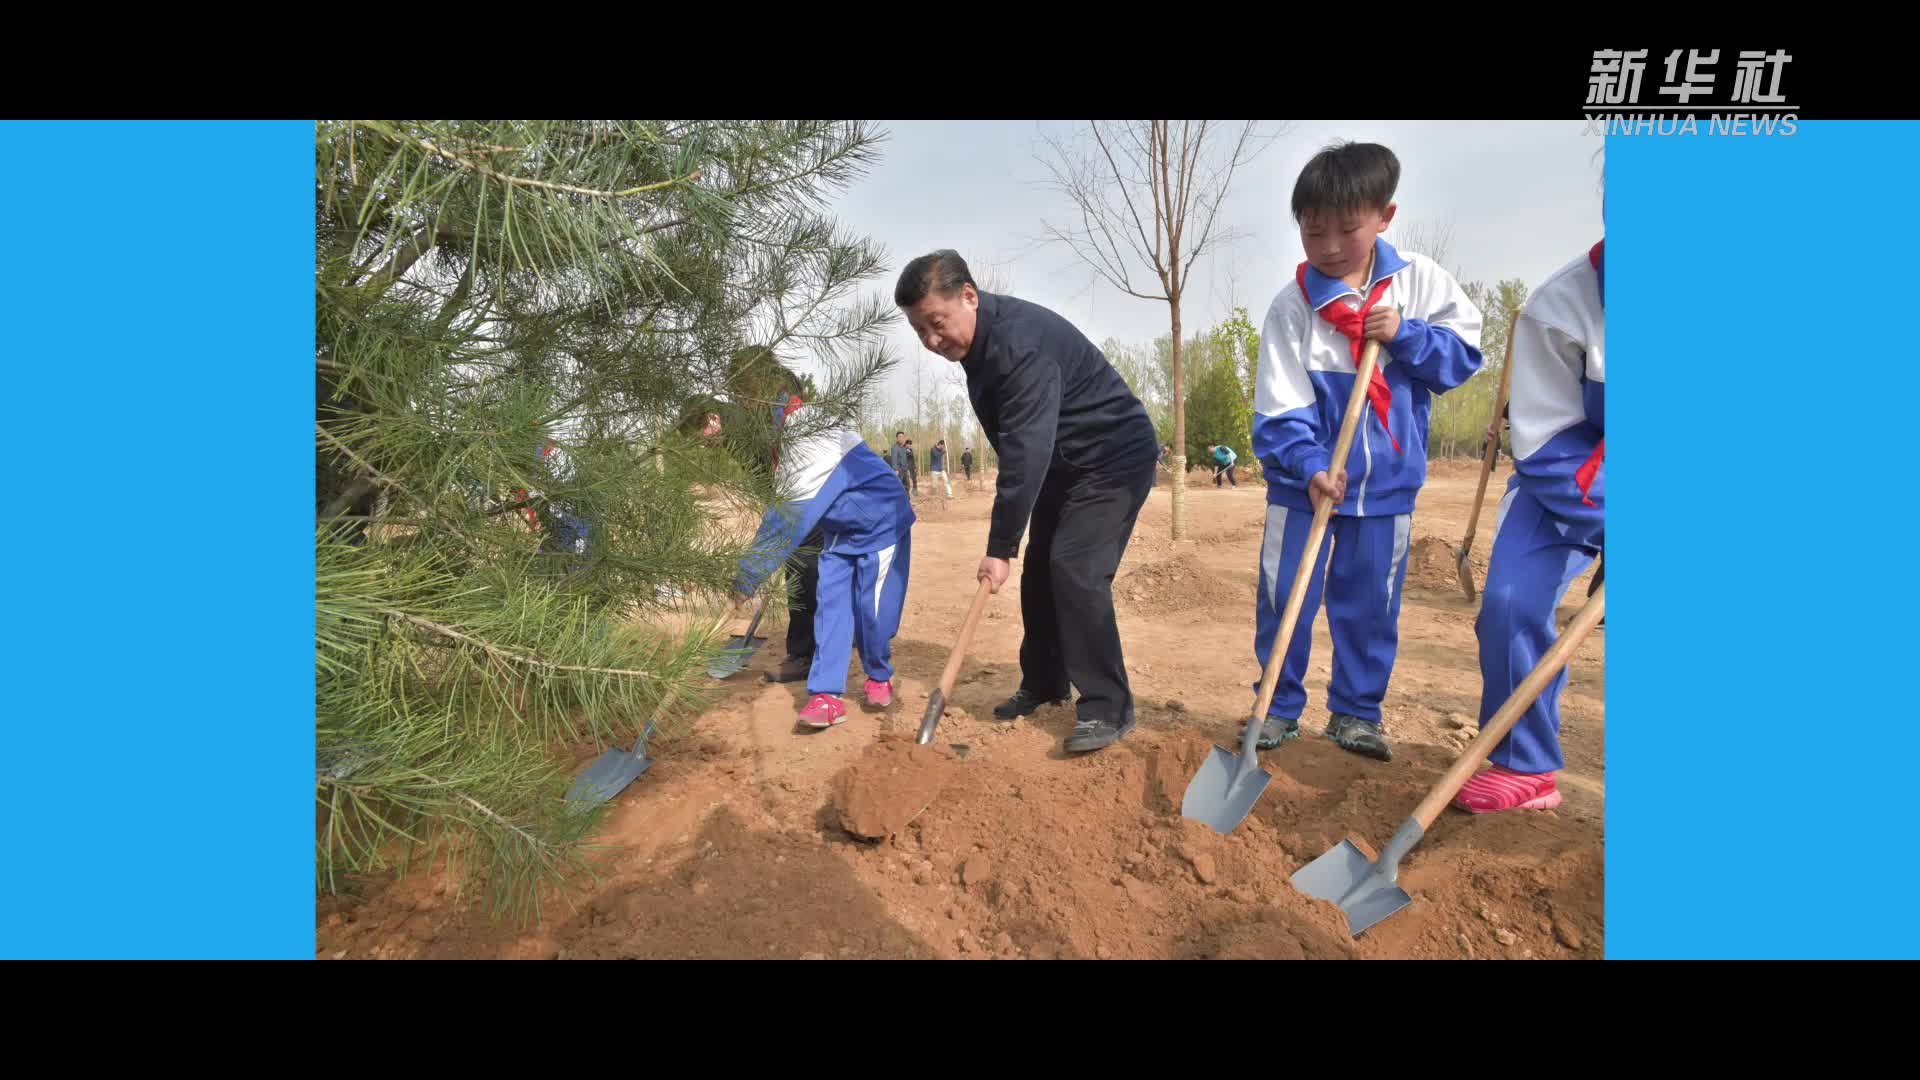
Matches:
[1325,713,1393,762]
[863,679,894,708]
[1452,765,1562,814]
[797,693,849,729]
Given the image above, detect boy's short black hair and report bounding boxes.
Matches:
[1291,141,1400,222]
[895,249,976,307]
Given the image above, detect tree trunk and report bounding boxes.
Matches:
[1169,299,1189,542]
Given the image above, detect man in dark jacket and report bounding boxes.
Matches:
[888,431,913,490]
[897,249,1158,753]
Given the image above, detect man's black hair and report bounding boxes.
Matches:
[895,249,977,307]
[1291,141,1400,222]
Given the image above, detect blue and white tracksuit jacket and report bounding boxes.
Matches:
[736,403,917,696]
[1476,242,1605,773]
[1249,238,1484,724]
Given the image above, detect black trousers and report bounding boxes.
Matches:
[785,526,825,659]
[1017,455,1156,725]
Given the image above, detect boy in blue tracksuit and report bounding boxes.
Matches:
[1455,238,1604,813]
[1248,141,1484,761]
[731,379,917,730]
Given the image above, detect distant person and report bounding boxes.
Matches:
[1207,442,1239,487]
[888,431,913,490]
[930,439,954,497]
[961,445,975,481]
[905,439,920,494]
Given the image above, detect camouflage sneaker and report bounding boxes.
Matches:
[1325,713,1393,762]
[1241,715,1300,751]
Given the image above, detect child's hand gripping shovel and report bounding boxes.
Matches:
[917,578,995,746]
[1458,313,1519,603]
[1292,580,1605,937]
[1181,338,1383,834]
[566,608,735,808]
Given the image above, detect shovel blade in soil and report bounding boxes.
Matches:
[1291,839,1412,938]
[1181,746,1272,833]
[917,688,946,746]
[706,635,768,680]
[565,748,655,806]
[1456,551,1477,603]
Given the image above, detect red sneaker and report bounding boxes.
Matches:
[798,693,848,729]
[1452,765,1563,814]
[864,679,894,708]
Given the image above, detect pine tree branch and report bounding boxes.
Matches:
[458,793,552,851]
[316,424,401,493]
[355,121,703,199]
[381,609,658,680]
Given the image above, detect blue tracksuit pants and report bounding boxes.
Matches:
[809,534,912,695]
[1254,505,1412,724]
[1474,487,1601,773]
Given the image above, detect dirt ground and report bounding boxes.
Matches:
[318,460,1604,960]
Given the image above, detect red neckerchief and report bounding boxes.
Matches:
[1575,241,1604,507]
[1296,263,1401,454]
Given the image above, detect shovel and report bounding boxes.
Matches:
[1182,337,1384,833]
[565,608,734,807]
[1458,314,1519,603]
[917,578,995,746]
[1292,581,1606,937]
[707,600,767,680]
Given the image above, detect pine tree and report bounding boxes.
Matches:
[315,120,898,924]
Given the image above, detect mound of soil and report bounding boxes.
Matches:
[1115,554,1247,616]
[830,739,959,840]
[1407,535,1481,592]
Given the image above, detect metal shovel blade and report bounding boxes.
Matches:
[564,746,656,807]
[1456,548,1477,604]
[1180,745,1273,834]
[706,634,767,680]
[1290,838,1412,938]
[917,688,946,746]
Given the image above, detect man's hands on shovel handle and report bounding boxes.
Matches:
[1310,469,1348,512]
[978,556,1010,594]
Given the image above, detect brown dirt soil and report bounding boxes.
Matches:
[318,460,1604,960]
[1114,551,1249,616]
[831,739,960,840]
[1408,534,1480,593]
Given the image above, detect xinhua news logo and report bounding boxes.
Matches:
[1585,49,1797,136]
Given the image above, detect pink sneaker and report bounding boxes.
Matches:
[798,693,849,729]
[1452,765,1563,814]
[864,679,894,708]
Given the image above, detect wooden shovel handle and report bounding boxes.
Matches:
[938,578,996,702]
[1250,339,1383,724]
[1411,579,1605,829]
[1461,313,1520,551]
